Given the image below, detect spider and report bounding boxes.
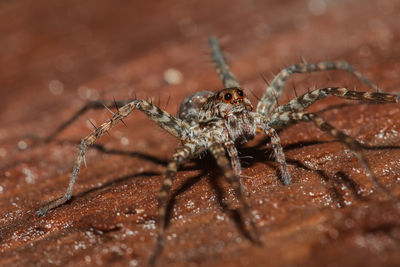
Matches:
[37,37,399,264]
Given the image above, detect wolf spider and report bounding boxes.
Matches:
[38,37,399,263]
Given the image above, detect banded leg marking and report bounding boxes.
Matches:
[270,111,393,198]
[225,141,242,176]
[209,143,261,244]
[45,99,134,142]
[263,127,291,185]
[257,61,379,116]
[274,87,399,116]
[209,37,240,88]
[269,88,399,129]
[38,99,190,216]
[150,143,199,265]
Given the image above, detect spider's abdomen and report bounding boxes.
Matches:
[178,91,214,125]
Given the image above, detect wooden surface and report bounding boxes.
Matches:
[1,0,400,266]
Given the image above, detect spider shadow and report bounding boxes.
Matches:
[80,135,399,210]
[33,170,162,219]
[240,141,359,207]
[238,136,400,206]
[284,159,368,207]
[162,156,260,245]
[1,171,163,245]
[74,170,162,199]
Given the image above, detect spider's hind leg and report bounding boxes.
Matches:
[257,61,380,116]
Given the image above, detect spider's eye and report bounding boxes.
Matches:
[236,89,243,97]
[224,93,232,101]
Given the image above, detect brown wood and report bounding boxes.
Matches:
[1,0,399,266]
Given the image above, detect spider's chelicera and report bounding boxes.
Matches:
[38,37,399,263]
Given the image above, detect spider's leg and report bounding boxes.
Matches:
[257,61,380,117]
[209,37,240,88]
[45,99,134,142]
[38,99,191,216]
[150,142,202,265]
[262,126,291,185]
[209,143,262,245]
[273,87,399,116]
[270,111,394,199]
[225,141,242,176]
[225,140,251,193]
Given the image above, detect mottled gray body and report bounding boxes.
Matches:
[38,36,399,265]
[178,91,213,125]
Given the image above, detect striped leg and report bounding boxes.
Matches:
[225,141,242,176]
[274,87,399,116]
[209,37,240,88]
[270,111,393,199]
[38,99,191,216]
[150,143,200,265]
[209,143,262,244]
[269,88,399,128]
[45,99,134,142]
[263,127,291,185]
[257,61,379,117]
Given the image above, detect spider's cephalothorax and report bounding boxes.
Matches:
[180,87,256,144]
[37,37,399,265]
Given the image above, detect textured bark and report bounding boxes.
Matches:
[1,0,400,266]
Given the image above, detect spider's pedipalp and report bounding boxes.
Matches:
[38,99,190,216]
[257,61,379,117]
[209,36,240,88]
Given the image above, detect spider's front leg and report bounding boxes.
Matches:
[209,143,262,245]
[45,99,134,142]
[225,141,242,176]
[150,141,203,265]
[38,99,190,216]
[257,61,380,117]
[263,126,291,185]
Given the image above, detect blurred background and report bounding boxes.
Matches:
[1,0,399,266]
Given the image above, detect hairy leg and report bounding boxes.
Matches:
[273,87,399,116]
[38,99,191,216]
[45,99,134,142]
[257,61,380,117]
[209,37,240,88]
[150,142,201,265]
[263,126,291,185]
[225,140,242,176]
[270,111,393,199]
[269,87,399,129]
[209,143,262,244]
